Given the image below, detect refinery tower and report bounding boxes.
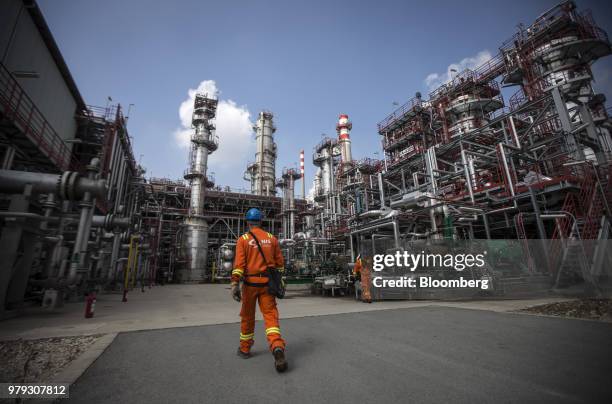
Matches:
[179,93,218,282]
[245,111,278,196]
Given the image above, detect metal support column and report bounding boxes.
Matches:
[0,187,31,317]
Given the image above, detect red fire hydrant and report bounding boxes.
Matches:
[85,292,96,318]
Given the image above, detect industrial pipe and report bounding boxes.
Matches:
[0,169,106,199]
[0,211,58,221]
[359,209,398,219]
[107,231,122,282]
[377,172,385,208]
[359,210,386,219]
[293,232,306,241]
[350,219,400,249]
[457,215,478,222]
[372,233,394,255]
[67,158,100,284]
[91,214,130,230]
[460,149,476,204]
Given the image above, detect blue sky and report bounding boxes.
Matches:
[39,0,612,192]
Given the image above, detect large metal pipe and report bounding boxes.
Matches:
[0,211,58,221]
[377,172,385,208]
[114,157,127,211]
[497,143,515,197]
[67,158,100,284]
[0,169,106,199]
[107,132,120,200]
[359,209,386,219]
[91,214,130,230]
[460,149,475,204]
[107,231,122,281]
[350,219,400,249]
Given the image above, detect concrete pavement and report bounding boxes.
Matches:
[0,284,573,340]
[65,306,612,404]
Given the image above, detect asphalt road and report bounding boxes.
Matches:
[66,307,612,404]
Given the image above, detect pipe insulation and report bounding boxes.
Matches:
[0,169,106,199]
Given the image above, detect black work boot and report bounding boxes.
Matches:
[237,348,251,359]
[273,348,288,373]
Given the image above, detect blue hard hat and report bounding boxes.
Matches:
[245,208,262,221]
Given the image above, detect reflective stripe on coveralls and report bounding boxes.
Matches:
[233,226,286,353]
[239,283,285,352]
[265,327,281,336]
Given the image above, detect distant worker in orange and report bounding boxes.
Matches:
[353,254,372,303]
[230,207,288,372]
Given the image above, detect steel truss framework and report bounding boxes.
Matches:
[309,1,612,289]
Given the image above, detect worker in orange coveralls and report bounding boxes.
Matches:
[230,207,288,372]
[352,254,372,303]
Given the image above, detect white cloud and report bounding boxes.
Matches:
[306,182,315,202]
[174,80,255,188]
[424,50,493,91]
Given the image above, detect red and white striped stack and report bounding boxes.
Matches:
[300,149,305,198]
[337,114,353,163]
[300,150,305,177]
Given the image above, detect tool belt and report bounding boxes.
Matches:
[243,270,269,287]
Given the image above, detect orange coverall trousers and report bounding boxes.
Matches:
[360,265,372,302]
[239,284,285,353]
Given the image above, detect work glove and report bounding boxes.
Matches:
[231,283,241,302]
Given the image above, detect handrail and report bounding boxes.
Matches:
[0,62,80,172]
[377,96,422,133]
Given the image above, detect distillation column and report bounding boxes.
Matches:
[282,168,301,238]
[181,93,218,282]
[501,3,612,161]
[317,143,335,196]
[311,137,338,237]
[247,111,277,196]
[535,29,612,161]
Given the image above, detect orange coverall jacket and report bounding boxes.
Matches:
[231,226,285,353]
[352,255,363,278]
[353,255,372,302]
[231,226,284,284]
